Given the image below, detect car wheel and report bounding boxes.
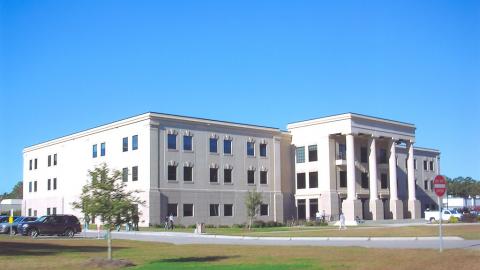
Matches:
[29,229,39,238]
[12,229,17,235]
[65,228,75,238]
[429,217,435,222]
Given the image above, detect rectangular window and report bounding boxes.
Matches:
[260,204,269,216]
[260,171,267,184]
[48,155,52,167]
[184,167,193,182]
[381,173,388,189]
[224,168,232,183]
[223,140,232,154]
[209,138,218,153]
[297,173,306,189]
[47,208,51,215]
[167,203,178,217]
[132,135,138,150]
[247,142,255,156]
[53,154,57,165]
[132,166,138,181]
[296,146,305,163]
[430,180,434,191]
[360,147,368,163]
[361,172,369,189]
[100,143,106,156]
[92,144,97,158]
[34,158,38,169]
[210,168,218,183]
[34,210,37,216]
[247,170,255,184]
[29,160,32,170]
[53,178,57,190]
[308,145,317,162]
[309,172,318,188]
[28,208,32,217]
[424,180,429,190]
[29,182,32,192]
[424,160,428,170]
[209,204,219,216]
[123,137,128,152]
[224,204,233,216]
[168,165,176,181]
[429,161,434,171]
[47,179,51,190]
[260,143,267,157]
[34,181,37,192]
[168,134,177,150]
[339,171,347,188]
[183,135,192,151]
[52,207,56,215]
[338,144,346,160]
[122,168,128,182]
[183,204,194,217]
[379,149,387,164]
[414,159,417,170]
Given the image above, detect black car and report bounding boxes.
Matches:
[17,215,82,238]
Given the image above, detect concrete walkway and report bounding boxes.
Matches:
[83,230,480,250]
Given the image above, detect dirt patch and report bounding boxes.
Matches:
[83,258,135,269]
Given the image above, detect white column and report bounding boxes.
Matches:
[346,134,356,200]
[407,141,421,219]
[369,137,378,200]
[389,140,398,201]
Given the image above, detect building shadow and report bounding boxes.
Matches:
[158,256,238,263]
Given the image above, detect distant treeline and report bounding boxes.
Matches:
[446,176,480,197]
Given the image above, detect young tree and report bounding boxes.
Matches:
[245,190,263,230]
[72,164,145,260]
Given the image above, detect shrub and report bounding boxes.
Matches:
[305,220,328,226]
[175,224,186,229]
[232,223,245,228]
[218,225,229,228]
[252,220,266,228]
[449,216,459,223]
[265,221,283,227]
[187,224,196,229]
[204,224,216,228]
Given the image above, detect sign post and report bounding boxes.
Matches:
[433,175,447,252]
[9,209,14,237]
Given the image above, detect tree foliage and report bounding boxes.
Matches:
[446,176,480,197]
[245,190,263,230]
[0,181,23,201]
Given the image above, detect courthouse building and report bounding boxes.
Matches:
[22,112,440,226]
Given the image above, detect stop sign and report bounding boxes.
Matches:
[433,175,447,197]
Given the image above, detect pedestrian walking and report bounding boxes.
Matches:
[339,212,346,230]
[169,214,174,230]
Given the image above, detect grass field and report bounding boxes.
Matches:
[0,235,479,270]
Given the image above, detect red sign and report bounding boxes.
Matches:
[433,175,447,197]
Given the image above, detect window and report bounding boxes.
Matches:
[28,208,32,217]
[361,172,369,189]
[424,160,428,170]
[48,155,52,167]
[297,173,306,189]
[34,210,37,216]
[34,158,38,169]
[29,182,32,192]
[429,161,434,171]
[309,172,318,188]
[224,140,232,154]
[168,165,177,181]
[247,142,255,156]
[339,171,347,188]
[360,147,368,163]
[379,149,387,164]
[210,168,218,183]
[260,143,267,157]
[92,144,97,158]
[424,180,429,190]
[47,208,51,215]
[47,179,51,190]
[53,178,57,190]
[168,134,177,150]
[29,160,32,170]
[122,168,128,182]
[296,146,305,163]
[430,180,434,191]
[167,203,178,217]
[183,204,194,217]
[184,167,193,182]
[260,204,269,216]
[132,166,138,181]
[52,207,57,215]
[309,199,318,220]
[414,159,417,170]
[209,138,218,153]
[224,204,233,216]
[260,171,267,184]
[381,173,388,189]
[34,181,37,192]
[308,145,317,162]
[183,135,192,151]
[132,135,138,150]
[210,204,219,216]
[123,137,128,152]
[338,144,346,160]
[100,143,106,156]
[53,154,57,165]
[224,168,232,183]
[247,170,255,184]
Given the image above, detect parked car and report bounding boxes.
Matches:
[0,216,37,234]
[0,216,8,223]
[425,209,463,222]
[17,215,82,238]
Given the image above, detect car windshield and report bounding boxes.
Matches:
[37,216,47,222]
[14,217,23,222]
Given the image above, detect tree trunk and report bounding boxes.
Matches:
[107,229,112,260]
[248,217,252,231]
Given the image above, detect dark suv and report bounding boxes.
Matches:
[17,215,82,238]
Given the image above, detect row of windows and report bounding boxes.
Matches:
[335,171,388,189]
[296,172,318,189]
[28,181,37,192]
[167,203,269,217]
[92,143,106,158]
[122,135,139,152]
[122,166,139,182]
[27,209,38,217]
[28,154,58,171]
[295,145,317,163]
[28,179,58,192]
[167,134,268,157]
[167,165,268,185]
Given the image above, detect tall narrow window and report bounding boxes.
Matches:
[100,143,106,156]
[210,138,218,153]
[210,168,218,183]
[132,166,138,181]
[429,161,434,171]
[381,173,388,189]
[168,165,176,181]
[260,204,269,216]
[379,149,387,164]
[260,171,267,184]
[29,182,32,192]
[92,144,97,158]
[47,179,51,190]
[34,181,37,192]
[247,170,255,184]
[183,135,192,151]
[360,147,368,163]
[414,159,417,170]
[47,208,51,215]
[53,178,57,190]
[224,168,232,183]
[209,204,219,216]
[361,172,369,188]
[168,134,177,150]
[338,144,346,160]
[53,154,57,165]
[34,159,38,169]
[122,168,128,182]
[224,140,232,154]
[424,160,428,170]
[224,204,233,216]
[308,145,317,162]
[123,137,128,152]
[48,155,52,167]
[247,142,255,156]
[297,173,306,189]
[28,208,32,217]
[296,147,305,163]
[29,160,32,170]
[260,143,267,157]
[424,180,429,190]
[309,172,318,188]
[184,166,193,182]
[52,207,57,215]
[339,171,347,188]
[132,135,138,150]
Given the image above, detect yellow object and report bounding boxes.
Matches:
[8,216,13,224]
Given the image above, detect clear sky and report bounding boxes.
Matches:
[0,0,479,193]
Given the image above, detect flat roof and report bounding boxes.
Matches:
[288,112,415,128]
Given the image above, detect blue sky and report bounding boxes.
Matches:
[0,0,479,193]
